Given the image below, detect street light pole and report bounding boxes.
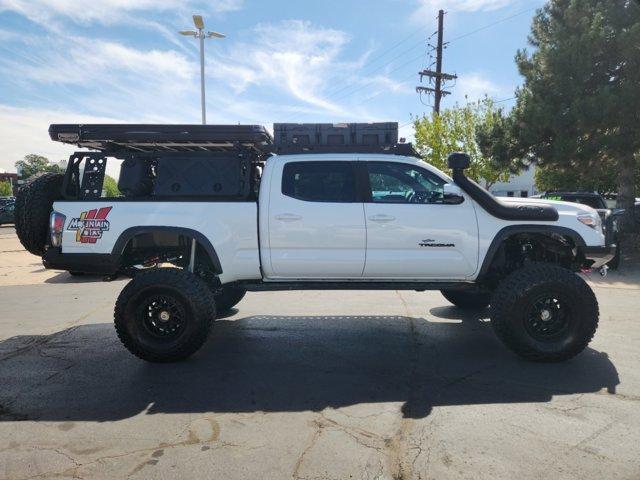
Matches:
[199,31,206,124]
[179,15,226,125]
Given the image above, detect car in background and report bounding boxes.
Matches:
[0,200,15,225]
[538,191,622,268]
[539,191,608,210]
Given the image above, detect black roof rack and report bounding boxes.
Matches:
[48,122,419,158]
[48,124,273,155]
[272,122,418,158]
[273,143,420,157]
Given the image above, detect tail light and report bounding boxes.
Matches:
[50,211,66,247]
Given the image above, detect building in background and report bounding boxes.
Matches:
[54,159,68,171]
[489,164,538,198]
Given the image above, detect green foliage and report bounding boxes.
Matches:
[513,0,640,223]
[102,175,121,197]
[15,154,61,179]
[534,155,640,193]
[0,180,13,197]
[413,98,511,188]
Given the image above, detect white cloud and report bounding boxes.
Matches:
[210,20,352,116]
[0,11,417,152]
[452,72,515,109]
[0,33,202,121]
[0,0,243,50]
[0,104,122,172]
[1,13,381,121]
[414,0,514,15]
[6,39,194,85]
[454,72,503,100]
[0,0,243,26]
[411,0,516,26]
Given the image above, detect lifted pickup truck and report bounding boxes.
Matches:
[16,123,615,363]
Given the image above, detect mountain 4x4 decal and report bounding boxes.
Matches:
[67,207,112,243]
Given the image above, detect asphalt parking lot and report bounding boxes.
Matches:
[1,224,639,480]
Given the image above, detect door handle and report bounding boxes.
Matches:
[275,213,302,221]
[368,214,396,222]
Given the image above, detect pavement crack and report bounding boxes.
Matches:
[292,418,324,480]
[572,419,618,450]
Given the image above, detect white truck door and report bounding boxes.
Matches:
[362,161,478,279]
[267,159,366,278]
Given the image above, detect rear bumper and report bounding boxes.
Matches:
[42,247,120,275]
[578,245,617,269]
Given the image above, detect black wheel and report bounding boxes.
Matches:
[490,264,599,362]
[441,289,490,309]
[15,173,64,256]
[213,285,246,313]
[114,268,216,362]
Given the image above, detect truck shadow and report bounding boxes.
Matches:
[0,311,619,422]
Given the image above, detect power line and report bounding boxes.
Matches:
[351,71,417,108]
[448,6,538,44]
[327,7,536,106]
[356,25,432,71]
[329,52,426,103]
[321,27,437,99]
[494,96,516,104]
[323,40,429,101]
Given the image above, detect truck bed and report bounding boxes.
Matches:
[52,200,261,283]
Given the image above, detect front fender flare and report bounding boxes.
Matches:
[476,225,586,280]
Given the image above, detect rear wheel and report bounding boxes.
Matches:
[490,264,598,362]
[441,289,490,309]
[213,285,246,313]
[114,268,216,362]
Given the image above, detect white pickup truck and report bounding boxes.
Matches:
[16,123,615,364]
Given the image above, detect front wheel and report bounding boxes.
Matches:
[490,264,599,362]
[114,268,216,362]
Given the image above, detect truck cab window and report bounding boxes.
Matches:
[367,162,445,204]
[282,161,357,203]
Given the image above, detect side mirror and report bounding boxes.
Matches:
[447,152,470,170]
[443,183,464,205]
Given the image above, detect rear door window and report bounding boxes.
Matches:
[282,161,357,202]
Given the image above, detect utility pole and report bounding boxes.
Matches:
[416,9,457,115]
[434,9,445,113]
[179,15,226,125]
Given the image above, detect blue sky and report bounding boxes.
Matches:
[0,0,546,171]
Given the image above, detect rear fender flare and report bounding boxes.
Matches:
[112,226,222,273]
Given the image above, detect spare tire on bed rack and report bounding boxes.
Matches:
[15,172,64,256]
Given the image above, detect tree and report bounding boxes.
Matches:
[534,155,640,193]
[413,98,511,188]
[0,180,12,197]
[103,175,121,197]
[513,0,640,230]
[15,154,61,179]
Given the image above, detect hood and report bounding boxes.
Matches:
[500,196,598,216]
